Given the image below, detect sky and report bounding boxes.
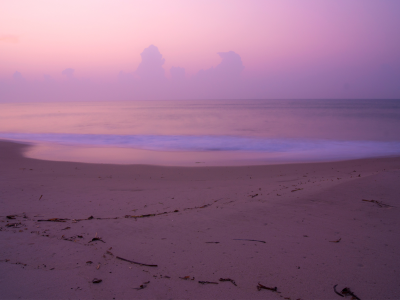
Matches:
[1,0,400,101]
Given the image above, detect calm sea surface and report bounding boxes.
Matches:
[1,99,400,166]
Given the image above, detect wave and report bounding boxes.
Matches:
[1,132,400,160]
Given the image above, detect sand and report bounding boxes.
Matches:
[1,140,400,300]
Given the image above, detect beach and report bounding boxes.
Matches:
[3,0,400,298]
[1,140,400,299]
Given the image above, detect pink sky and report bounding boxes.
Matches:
[1,0,400,100]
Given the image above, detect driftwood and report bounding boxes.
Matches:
[30,198,224,223]
[233,239,266,243]
[89,237,105,243]
[362,199,393,208]
[341,287,361,300]
[179,276,195,280]
[116,256,157,267]
[334,284,361,300]
[5,222,22,228]
[219,278,237,286]
[38,218,69,222]
[133,281,150,290]
[334,284,344,297]
[257,283,279,292]
[199,281,218,285]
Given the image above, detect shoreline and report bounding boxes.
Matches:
[1,140,400,299]
[4,138,400,167]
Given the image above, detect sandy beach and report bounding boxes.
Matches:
[1,140,400,300]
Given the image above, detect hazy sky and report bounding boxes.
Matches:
[1,0,400,101]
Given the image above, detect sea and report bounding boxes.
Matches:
[1,99,400,166]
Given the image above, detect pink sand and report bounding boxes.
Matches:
[1,140,400,299]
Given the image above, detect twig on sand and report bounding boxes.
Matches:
[199,281,218,285]
[219,278,237,286]
[179,276,195,280]
[31,198,224,224]
[92,278,102,284]
[184,198,223,211]
[5,222,22,228]
[257,283,280,292]
[333,284,344,297]
[334,284,361,300]
[62,235,83,242]
[133,281,150,290]
[329,238,342,243]
[89,237,105,243]
[75,216,119,221]
[362,199,393,208]
[233,239,266,243]
[341,287,361,300]
[37,218,69,222]
[116,256,158,267]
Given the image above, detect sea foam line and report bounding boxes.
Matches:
[0,132,400,157]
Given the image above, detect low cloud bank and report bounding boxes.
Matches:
[1,45,399,102]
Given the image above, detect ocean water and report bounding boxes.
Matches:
[0,99,400,166]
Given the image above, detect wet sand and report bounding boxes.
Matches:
[1,140,400,299]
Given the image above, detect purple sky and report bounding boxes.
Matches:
[1,0,400,101]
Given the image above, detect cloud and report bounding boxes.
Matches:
[191,51,246,99]
[116,47,246,99]
[13,71,26,83]
[0,34,19,44]
[196,51,244,82]
[135,45,166,81]
[62,68,75,78]
[5,44,399,102]
[170,66,185,81]
[215,51,244,77]
[43,74,54,82]
[118,70,136,83]
[115,45,170,100]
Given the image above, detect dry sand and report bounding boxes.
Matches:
[1,140,400,300]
